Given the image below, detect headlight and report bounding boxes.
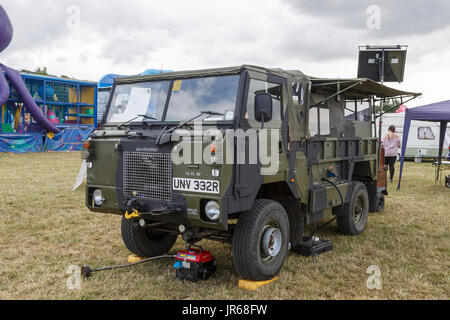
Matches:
[93,189,104,206]
[205,201,220,221]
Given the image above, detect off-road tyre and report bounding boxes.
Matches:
[337,181,369,235]
[232,199,290,281]
[121,216,178,257]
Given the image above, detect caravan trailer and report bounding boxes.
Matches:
[381,113,450,159]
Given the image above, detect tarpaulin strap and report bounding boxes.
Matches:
[125,210,141,220]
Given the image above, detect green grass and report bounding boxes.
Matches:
[0,152,448,299]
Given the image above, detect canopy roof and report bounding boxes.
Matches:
[310,77,421,100]
[398,100,450,189]
[115,65,421,101]
[402,99,450,121]
[115,65,297,84]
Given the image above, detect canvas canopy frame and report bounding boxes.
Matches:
[310,77,420,142]
[397,100,450,189]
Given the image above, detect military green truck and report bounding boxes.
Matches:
[84,65,420,281]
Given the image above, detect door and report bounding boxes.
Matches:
[235,74,286,210]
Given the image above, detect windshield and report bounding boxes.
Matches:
[165,75,239,121]
[105,75,240,124]
[106,81,171,123]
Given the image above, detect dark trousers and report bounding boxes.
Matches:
[385,156,397,181]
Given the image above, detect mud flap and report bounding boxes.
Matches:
[368,182,387,212]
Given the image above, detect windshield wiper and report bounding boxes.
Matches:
[116,114,157,130]
[169,111,224,133]
[156,111,224,145]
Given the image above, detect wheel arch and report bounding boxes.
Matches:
[255,182,304,247]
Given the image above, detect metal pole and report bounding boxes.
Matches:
[77,84,80,126]
[378,50,385,168]
[377,98,384,176]
[378,98,383,140]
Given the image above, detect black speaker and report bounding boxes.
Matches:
[358,46,407,83]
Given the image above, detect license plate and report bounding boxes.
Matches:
[173,178,220,194]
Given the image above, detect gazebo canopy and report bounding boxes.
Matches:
[398,100,450,189]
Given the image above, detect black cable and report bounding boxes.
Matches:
[81,254,176,278]
[310,216,336,237]
[309,178,345,237]
[322,178,345,214]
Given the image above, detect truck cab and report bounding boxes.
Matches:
[84,65,420,281]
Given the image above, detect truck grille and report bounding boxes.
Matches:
[123,152,172,201]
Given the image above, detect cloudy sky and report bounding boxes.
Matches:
[1,0,449,107]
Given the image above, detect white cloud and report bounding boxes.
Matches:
[0,0,448,107]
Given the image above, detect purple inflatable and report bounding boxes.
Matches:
[2,64,60,133]
[0,5,13,53]
[0,68,9,106]
[0,5,60,133]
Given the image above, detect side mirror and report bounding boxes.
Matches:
[254,93,273,124]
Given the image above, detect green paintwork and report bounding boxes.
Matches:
[84,65,420,232]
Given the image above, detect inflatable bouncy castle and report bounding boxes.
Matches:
[0,5,97,153]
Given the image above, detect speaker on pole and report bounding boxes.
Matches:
[358,45,407,83]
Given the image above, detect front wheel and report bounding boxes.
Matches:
[121,216,178,257]
[232,199,290,281]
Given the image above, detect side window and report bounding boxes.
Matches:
[309,107,318,136]
[418,127,435,140]
[246,79,282,127]
[292,82,306,124]
[319,107,330,135]
[292,82,305,106]
[308,105,330,136]
[344,101,371,122]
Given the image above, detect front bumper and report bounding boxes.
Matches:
[86,186,229,231]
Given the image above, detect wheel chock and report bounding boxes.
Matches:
[238,277,279,291]
[128,254,144,263]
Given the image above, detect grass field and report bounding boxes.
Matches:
[0,152,448,300]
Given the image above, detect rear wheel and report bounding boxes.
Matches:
[232,199,290,281]
[121,216,178,257]
[337,181,369,235]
